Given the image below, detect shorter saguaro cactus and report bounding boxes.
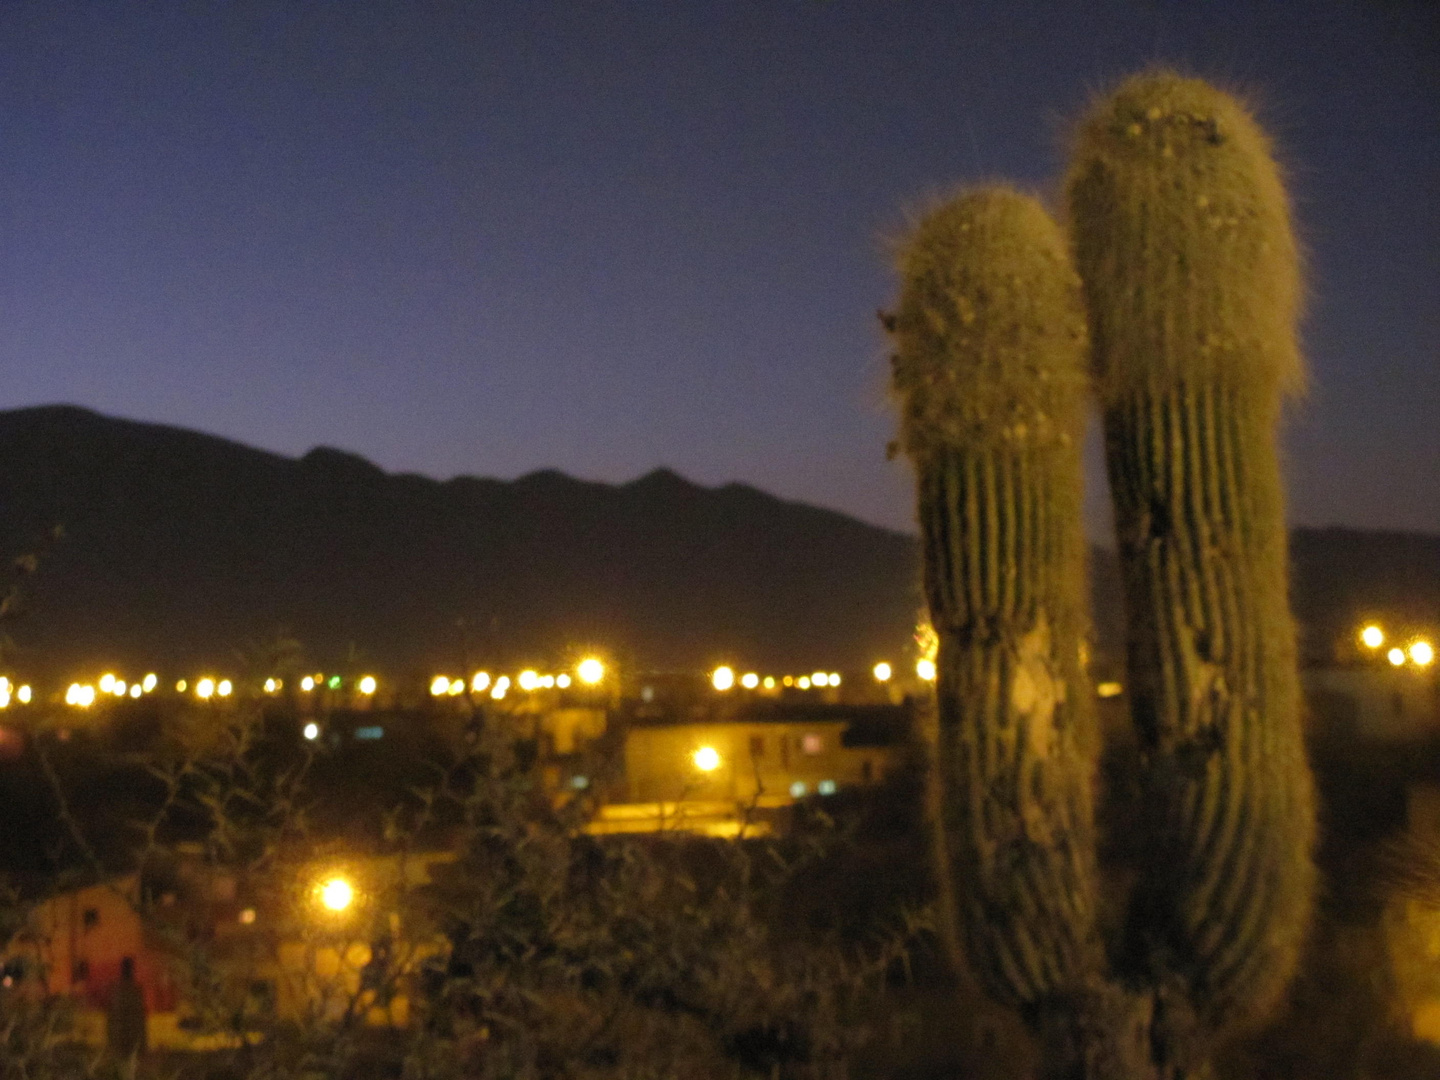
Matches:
[889,188,1103,1024]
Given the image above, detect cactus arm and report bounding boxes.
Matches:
[890,188,1103,1011]
[1067,73,1316,1043]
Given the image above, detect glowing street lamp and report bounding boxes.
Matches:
[471,671,491,693]
[303,722,320,741]
[576,657,605,685]
[1387,648,1406,667]
[217,680,233,698]
[711,666,735,691]
[916,659,937,682]
[318,876,354,913]
[142,673,157,693]
[1360,624,1385,650]
[740,672,759,689]
[518,670,540,691]
[692,746,722,772]
[429,675,450,697]
[873,662,893,683]
[358,675,377,695]
[1410,640,1435,667]
[196,678,216,700]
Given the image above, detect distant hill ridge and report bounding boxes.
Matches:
[0,405,1435,677]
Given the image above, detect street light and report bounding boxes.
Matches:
[692,746,722,772]
[916,659,937,682]
[1360,624,1384,649]
[711,666,735,691]
[1388,648,1406,667]
[577,658,605,685]
[1410,640,1435,667]
[319,877,354,913]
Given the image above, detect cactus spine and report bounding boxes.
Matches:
[1066,73,1315,1044]
[890,189,1103,1015]
[889,73,1316,1079]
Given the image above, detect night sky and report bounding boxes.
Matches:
[2,1,1436,539]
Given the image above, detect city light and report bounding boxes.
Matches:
[692,746,722,772]
[471,671,490,693]
[711,666,735,691]
[518,670,540,692]
[1360,624,1385,649]
[176,680,188,693]
[301,676,316,692]
[491,676,510,700]
[829,672,841,686]
[782,676,793,687]
[448,679,464,695]
[1097,682,1124,698]
[556,673,571,688]
[129,684,141,699]
[577,657,605,685]
[812,671,828,687]
[17,685,30,704]
[112,679,127,697]
[1411,640,1435,667]
[217,679,233,698]
[142,673,157,693]
[1388,648,1406,667]
[65,684,96,708]
[741,672,759,689]
[797,677,811,689]
[319,876,354,913]
[196,678,216,700]
[0,679,9,709]
[541,674,555,688]
[430,675,449,697]
[916,659,937,682]
[873,662,892,682]
[264,678,278,694]
[99,674,116,694]
[763,676,775,689]
[358,675,377,695]
[303,722,320,740]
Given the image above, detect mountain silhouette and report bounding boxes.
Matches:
[0,406,922,678]
[0,406,1434,680]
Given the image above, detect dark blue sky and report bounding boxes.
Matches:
[2,1,1435,536]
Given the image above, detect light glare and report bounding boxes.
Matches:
[712,666,735,691]
[1388,648,1406,667]
[577,658,605,685]
[692,746,722,772]
[873,662,892,682]
[319,877,354,912]
[1410,640,1435,667]
[916,659,937,682]
[1360,625,1384,649]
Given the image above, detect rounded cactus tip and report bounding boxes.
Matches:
[888,186,1089,460]
[1065,70,1304,403]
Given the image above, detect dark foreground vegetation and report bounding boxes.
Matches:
[0,690,1437,1079]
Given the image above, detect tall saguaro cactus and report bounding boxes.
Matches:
[1067,72,1315,1049]
[889,73,1316,1079]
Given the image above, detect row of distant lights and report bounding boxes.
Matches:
[64,672,163,707]
[1359,625,1435,668]
[711,666,845,692]
[0,677,33,709]
[429,657,606,701]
